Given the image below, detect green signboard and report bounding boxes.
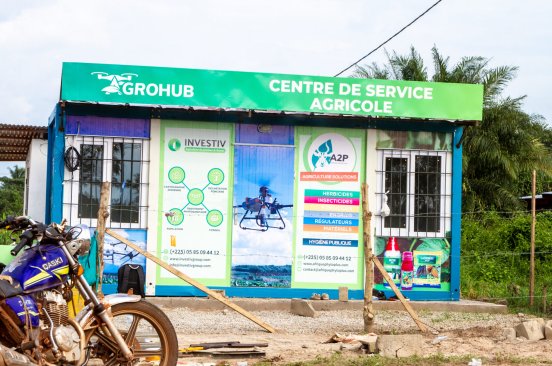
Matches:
[61,62,483,121]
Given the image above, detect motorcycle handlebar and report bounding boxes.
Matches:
[10,230,34,256]
[0,216,61,256]
[0,216,15,229]
[0,216,36,230]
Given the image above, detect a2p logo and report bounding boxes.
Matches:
[306,133,356,172]
[91,72,138,95]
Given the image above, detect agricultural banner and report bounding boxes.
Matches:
[374,237,451,293]
[292,127,365,289]
[61,62,484,121]
[156,121,233,286]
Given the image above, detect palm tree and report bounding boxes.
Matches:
[0,165,25,216]
[353,46,552,212]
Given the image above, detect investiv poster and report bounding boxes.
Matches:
[156,121,233,286]
[292,127,364,289]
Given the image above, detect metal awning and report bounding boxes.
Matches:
[0,124,48,161]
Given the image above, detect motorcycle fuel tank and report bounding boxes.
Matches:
[3,245,69,292]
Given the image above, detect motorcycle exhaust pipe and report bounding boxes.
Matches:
[0,344,39,366]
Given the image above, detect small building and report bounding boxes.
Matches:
[38,62,483,300]
[520,192,552,211]
[0,124,48,222]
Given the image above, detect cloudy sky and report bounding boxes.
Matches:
[0,0,550,175]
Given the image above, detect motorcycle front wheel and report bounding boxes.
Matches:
[85,300,178,366]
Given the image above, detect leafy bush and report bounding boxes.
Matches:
[461,211,552,312]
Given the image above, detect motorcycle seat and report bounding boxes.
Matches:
[0,277,23,299]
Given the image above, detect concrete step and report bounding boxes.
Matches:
[145,297,507,314]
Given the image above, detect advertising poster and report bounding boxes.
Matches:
[374,237,451,293]
[293,127,364,289]
[101,229,147,286]
[157,121,233,286]
[231,145,295,288]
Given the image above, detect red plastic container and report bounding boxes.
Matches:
[400,251,414,290]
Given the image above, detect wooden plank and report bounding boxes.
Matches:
[105,228,276,333]
[372,255,428,333]
[96,182,111,297]
[361,183,375,332]
[189,342,268,349]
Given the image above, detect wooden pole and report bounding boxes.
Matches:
[105,229,276,333]
[96,182,111,297]
[530,170,536,306]
[543,286,547,313]
[372,256,428,333]
[361,183,375,333]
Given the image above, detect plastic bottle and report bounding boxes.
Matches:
[383,237,401,287]
[400,251,414,290]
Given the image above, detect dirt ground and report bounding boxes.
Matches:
[176,332,552,365]
[170,309,552,365]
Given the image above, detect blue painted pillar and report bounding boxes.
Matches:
[45,104,65,224]
[450,126,463,300]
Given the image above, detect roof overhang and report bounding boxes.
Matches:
[0,124,48,161]
[62,101,475,132]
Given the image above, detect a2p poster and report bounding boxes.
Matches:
[293,127,365,289]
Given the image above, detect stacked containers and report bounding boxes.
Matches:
[382,237,401,287]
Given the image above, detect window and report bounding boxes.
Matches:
[78,144,104,219]
[376,149,451,237]
[384,156,407,229]
[111,143,142,223]
[414,155,442,233]
[63,136,149,229]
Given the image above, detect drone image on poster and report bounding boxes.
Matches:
[234,186,293,232]
[104,241,141,266]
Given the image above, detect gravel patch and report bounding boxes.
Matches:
[162,307,522,335]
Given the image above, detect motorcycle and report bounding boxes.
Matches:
[0,216,178,366]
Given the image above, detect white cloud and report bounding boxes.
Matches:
[232,217,293,266]
[0,0,550,125]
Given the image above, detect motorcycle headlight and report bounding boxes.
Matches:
[68,224,91,256]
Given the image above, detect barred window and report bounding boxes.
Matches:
[376,149,451,238]
[63,136,149,229]
[111,142,142,223]
[78,144,104,219]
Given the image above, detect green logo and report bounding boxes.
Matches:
[168,138,181,151]
[207,168,224,185]
[166,208,184,226]
[206,210,223,227]
[187,189,204,206]
[168,166,185,184]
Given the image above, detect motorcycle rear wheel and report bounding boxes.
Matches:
[85,300,178,366]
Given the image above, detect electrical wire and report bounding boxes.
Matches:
[333,0,444,77]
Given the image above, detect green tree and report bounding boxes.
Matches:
[354,46,552,212]
[0,166,25,216]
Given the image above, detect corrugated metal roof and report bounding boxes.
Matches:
[0,124,47,161]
